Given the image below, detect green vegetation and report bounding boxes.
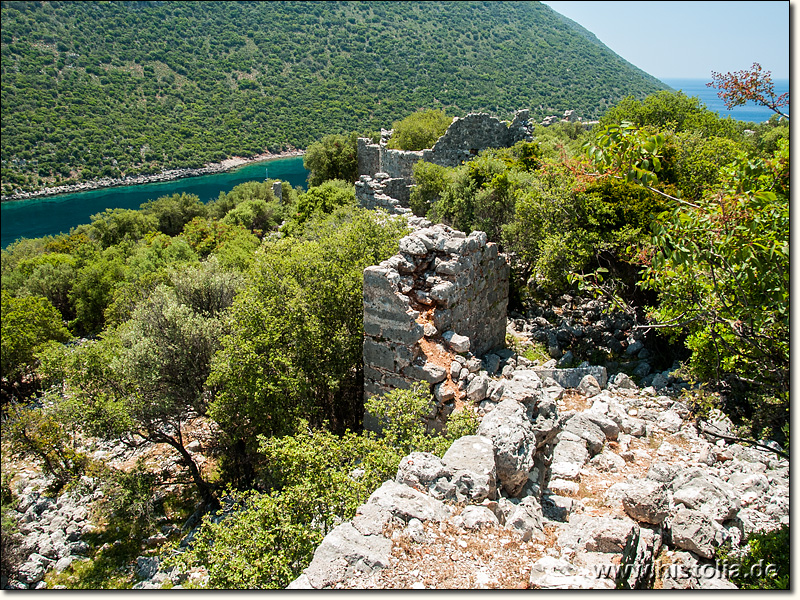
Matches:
[1,0,667,195]
[167,384,477,589]
[1,290,71,380]
[718,525,789,589]
[387,109,454,151]
[303,132,376,187]
[0,80,789,589]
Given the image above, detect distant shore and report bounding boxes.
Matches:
[0,149,305,203]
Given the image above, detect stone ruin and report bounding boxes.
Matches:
[363,222,509,428]
[356,110,534,214]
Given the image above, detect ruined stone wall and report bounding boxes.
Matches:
[357,138,381,179]
[355,173,413,214]
[356,111,533,213]
[363,224,509,404]
[422,110,531,168]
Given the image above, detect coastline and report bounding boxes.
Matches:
[0,149,305,203]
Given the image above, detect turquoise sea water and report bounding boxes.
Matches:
[661,78,790,123]
[1,155,308,248]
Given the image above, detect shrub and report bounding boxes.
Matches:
[303,133,360,187]
[4,393,88,489]
[718,525,789,589]
[1,290,71,380]
[283,179,356,234]
[140,193,208,236]
[165,489,321,589]
[387,109,453,151]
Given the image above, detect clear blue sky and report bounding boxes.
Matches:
[541,1,791,80]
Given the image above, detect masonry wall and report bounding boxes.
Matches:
[363,224,509,401]
[356,111,533,213]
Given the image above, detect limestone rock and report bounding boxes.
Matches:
[477,399,536,497]
[577,375,601,397]
[672,473,739,523]
[529,556,614,590]
[301,521,393,589]
[395,452,453,491]
[442,435,497,502]
[669,507,722,559]
[504,496,544,542]
[621,480,670,525]
[557,514,638,554]
[528,397,561,448]
[533,365,608,389]
[367,480,451,523]
[552,438,590,466]
[442,331,470,353]
[466,374,490,403]
[589,450,626,473]
[563,414,606,456]
[458,505,499,531]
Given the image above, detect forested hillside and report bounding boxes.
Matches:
[0,0,667,194]
[0,84,789,587]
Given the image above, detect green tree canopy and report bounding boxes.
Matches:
[387,109,454,151]
[1,290,71,380]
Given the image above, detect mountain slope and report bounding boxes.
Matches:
[0,1,667,193]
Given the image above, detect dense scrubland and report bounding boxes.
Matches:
[0,82,788,588]
[0,0,667,194]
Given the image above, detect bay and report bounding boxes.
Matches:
[661,78,790,123]
[1,155,308,249]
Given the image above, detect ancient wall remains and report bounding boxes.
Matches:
[355,173,413,214]
[422,110,532,168]
[363,224,509,408]
[356,111,534,213]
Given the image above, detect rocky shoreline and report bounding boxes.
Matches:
[0,150,305,203]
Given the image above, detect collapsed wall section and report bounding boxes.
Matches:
[356,111,533,213]
[363,224,509,407]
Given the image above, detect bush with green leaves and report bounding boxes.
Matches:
[282,179,357,234]
[718,525,789,589]
[598,90,742,140]
[83,208,159,249]
[167,386,477,589]
[584,119,789,441]
[501,166,664,295]
[140,193,209,237]
[303,133,365,187]
[659,131,742,201]
[365,382,478,458]
[1,468,23,582]
[641,141,788,438]
[166,489,322,589]
[93,458,160,536]
[41,258,243,506]
[180,217,259,259]
[1,290,71,380]
[3,393,87,488]
[208,206,406,485]
[387,109,453,151]
[68,244,128,335]
[3,252,78,320]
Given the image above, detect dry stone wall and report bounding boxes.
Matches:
[356,111,534,213]
[363,223,509,415]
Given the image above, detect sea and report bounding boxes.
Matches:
[660,78,790,124]
[1,155,309,249]
[1,79,789,248]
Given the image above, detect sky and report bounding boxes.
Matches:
[541,1,791,81]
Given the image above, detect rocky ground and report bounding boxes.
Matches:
[288,344,789,590]
[2,313,788,590]
[1,421,214,589]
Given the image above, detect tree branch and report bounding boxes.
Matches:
[697,420,788,459]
